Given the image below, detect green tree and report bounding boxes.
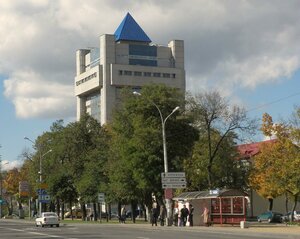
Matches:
[107,85,198,214]
[185,130,247,190]
[186,91,257,189]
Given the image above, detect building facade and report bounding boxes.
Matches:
[75,13,185,124]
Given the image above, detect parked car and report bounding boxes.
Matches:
[36,212,60,227]
[257,211,283,223]
[281,211,300,222]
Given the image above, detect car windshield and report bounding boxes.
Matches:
[44,213,57,217]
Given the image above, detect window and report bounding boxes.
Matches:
[129,59,157,66]
[124,70,132,76]
[221,198,232,213]
[134,71,142,76]
[153,72,161,77]
[119,70,123,75]
[233,197,243,214]
[144,72,151,77]
[163,73,170,78]
[211,198,220,213]
[129,44,157,57]
[172,73,176,78]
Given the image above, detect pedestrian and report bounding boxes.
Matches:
[188,204,194,226]
[180,204,189,226]
[151,205,159,226]
[178,209,182,226]
[202,206,210,226]
[120,205,126,223]
[159,205,166,226]
[173,204,179,226]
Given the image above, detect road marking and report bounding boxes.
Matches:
[136,237,150,239]
[1,227,79,239]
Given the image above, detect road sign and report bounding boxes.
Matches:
[98,193,105,203]
[161,177,186,183]
[161,172,185,178]
[162,182,186,189]
[37,189,47,195]
[38,194,51,203]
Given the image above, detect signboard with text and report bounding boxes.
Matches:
[161,172,186,189]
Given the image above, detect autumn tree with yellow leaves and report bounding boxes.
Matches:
[249,112,300,218]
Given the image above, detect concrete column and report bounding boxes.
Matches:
[76,96,85,121]
[76,49,90,76]
[99,34,116,125]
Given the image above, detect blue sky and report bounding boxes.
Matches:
[1,0,300,169]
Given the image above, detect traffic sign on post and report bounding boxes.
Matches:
[38,194,51,203]
[161,177,186,183]
[98,193,105,203]
[161,172,187,189]
[162,183,187,189]
[161,172,185,178]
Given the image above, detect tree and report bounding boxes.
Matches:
[249,112,300,215]
[107,85,198,216]
[3,168,21,215]
[185,130,248,191]
[186,91,257,189]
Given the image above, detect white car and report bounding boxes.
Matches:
[35,212,60,227]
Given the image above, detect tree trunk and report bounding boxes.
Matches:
[268,198,273,211]
[81,202,86,221]
[93,202,97,221]
[291,194,298,222]
[285,192,289,214]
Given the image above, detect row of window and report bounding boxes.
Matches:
[211,197,244,214]
[76,72,97,86]
[118,70,176,78]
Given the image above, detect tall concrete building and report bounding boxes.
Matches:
[75,13,185,124]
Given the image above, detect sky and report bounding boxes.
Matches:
[1,0,300,170]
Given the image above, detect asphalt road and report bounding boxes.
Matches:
[0,219,299,239]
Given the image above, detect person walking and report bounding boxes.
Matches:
[159,205,166,226]
[188,204,194,226]
[180,204,189,226]
[202,206,210,226]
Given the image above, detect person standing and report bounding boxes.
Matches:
[151,205,159,226]
[180,204,189,226]
[173,206,179,226]
[159,205,166,226]
[188,204,194,226]
[120,205,126,223]
[202,206,210,226]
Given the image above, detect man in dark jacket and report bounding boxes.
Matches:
[180,204,189,226]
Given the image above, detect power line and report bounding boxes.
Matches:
[247,91,300,113]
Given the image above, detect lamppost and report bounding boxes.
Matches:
[0,161,9,219]
[133,92,179,225]
[24,137,52,216]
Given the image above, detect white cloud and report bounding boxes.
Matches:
[4,69,75,119]
[1,0,300,119]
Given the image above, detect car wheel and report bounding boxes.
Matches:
[36,223,38,227]
[50,225,53,227]
[56,224,59,227]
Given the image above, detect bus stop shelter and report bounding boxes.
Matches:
[173,189,248,226]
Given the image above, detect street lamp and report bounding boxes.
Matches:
[24,137,52,216]
[133,91,179,225]
[0,161,9,219]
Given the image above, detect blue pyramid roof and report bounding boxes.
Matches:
[114,13,151,43]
